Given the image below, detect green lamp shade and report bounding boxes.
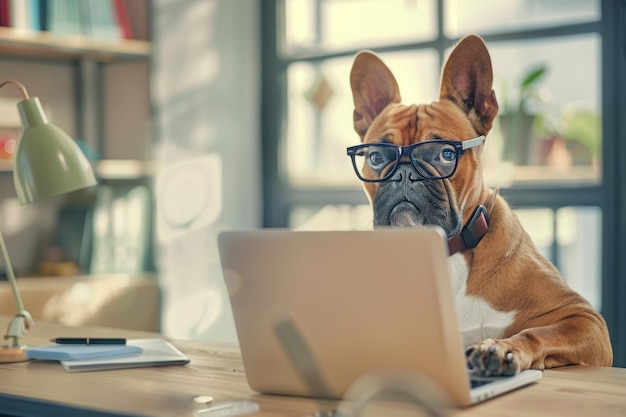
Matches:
[13,97,97,204]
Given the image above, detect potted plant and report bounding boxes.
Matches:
[498,64,548,165]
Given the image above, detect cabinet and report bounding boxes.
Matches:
[0,4,154,277]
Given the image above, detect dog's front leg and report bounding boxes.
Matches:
[465,313,613,376]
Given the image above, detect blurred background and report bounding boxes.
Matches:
[0,0,624,366]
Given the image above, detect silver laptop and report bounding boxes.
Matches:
[217,227,541,407]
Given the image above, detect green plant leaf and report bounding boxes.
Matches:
[564,110,600,157]
[520,65,547,90]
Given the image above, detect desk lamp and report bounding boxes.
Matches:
[0,79,97,363]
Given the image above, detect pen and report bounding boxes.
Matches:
[50,338,127,345]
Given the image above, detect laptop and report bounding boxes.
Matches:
[217,227,542,407]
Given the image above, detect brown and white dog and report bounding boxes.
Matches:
[349,35,613,376]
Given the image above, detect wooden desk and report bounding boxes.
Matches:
[1,316,625,417]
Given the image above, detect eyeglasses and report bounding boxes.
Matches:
[346,135,485,183]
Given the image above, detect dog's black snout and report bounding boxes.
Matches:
[390,164,423,183]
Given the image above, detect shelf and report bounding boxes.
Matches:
[0,159,154,181]
[94,159,154,180]
[0,27,151,62]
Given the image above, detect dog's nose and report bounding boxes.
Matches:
[391,164,423,182]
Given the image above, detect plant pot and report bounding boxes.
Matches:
[499,112,535,165]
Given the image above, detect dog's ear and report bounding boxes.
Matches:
[439,35,499,135]
[350,51,401,140]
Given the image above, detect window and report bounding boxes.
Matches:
[261,0,626,366]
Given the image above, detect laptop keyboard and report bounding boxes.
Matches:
[468,369,503,389]
[470,377,497,389]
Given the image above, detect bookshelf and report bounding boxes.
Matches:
[0,26,151,61]
[0,0,154,278]
[0,0,152,180]
[0,38,151,181]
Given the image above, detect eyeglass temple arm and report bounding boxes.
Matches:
[461,135,485,150]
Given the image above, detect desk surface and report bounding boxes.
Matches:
[1,316,625,417]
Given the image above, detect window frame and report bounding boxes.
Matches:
[260,0,626,367]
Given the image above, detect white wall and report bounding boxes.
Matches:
[152,0,261,343]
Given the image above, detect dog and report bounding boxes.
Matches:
[348,35,613,376]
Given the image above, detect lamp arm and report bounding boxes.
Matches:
[0,227,25,312]
[0,224,34,345]
[0,79,30,99]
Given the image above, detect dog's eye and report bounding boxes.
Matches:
[368,151,387,168]
[438,145,457,163]
[367,149,395,170]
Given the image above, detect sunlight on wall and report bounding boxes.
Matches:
[153,0,260,343]
[156,155,222,242]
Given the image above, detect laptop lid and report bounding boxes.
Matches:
[218,227,540,407]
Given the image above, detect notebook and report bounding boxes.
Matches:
[59,338,190,372]
[217,227,542,407]
[27,344,143,361]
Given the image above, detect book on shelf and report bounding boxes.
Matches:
[48,0,83,37]
[0,0,138,41]
[80,0,121,40]
[9,0,27,31]
[1,0,48,32]
[89,184,151,274]
[0,0,10,27]
[112,0,132,39]
[37,0,47,31]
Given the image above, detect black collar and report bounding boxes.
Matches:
[448,205,489,256]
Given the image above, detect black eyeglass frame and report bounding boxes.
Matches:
[346,135,485,183]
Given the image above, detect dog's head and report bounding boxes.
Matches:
[349,35,498,238]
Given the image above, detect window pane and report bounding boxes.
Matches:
[482,35,601,187]
[515,207,601,310]
[444,0,600,38]
[283,0,436,54]
[285,51,439,186]
[556,206,601,310]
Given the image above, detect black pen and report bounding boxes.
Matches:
[50,338,127,345]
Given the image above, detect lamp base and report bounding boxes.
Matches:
[0,344,28,363]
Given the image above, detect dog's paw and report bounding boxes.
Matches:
[465,339,520,376]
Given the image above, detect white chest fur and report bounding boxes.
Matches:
[446,254,516,347]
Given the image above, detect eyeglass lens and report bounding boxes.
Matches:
[352,142,459,181]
